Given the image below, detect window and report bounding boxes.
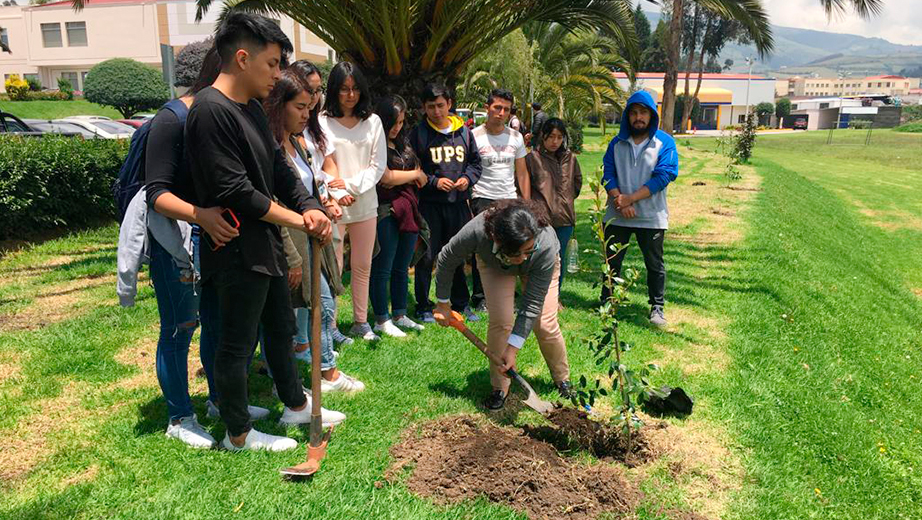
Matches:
[0,28,8,49]
[791,104,798,111]
[80,71,88,89]
[738,115,747,124]
[66,22,87,47]
[24,73,39,86]
[819,103,830,109]
[60,71,78,88]
[41,23,63,48]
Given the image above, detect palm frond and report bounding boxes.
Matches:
[695,0,774,57]
[818,0,883,19]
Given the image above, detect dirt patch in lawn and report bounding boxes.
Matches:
[912,287,922,299]
[649,342,730,377]
[0,273,114,332]
[387,414,642,519]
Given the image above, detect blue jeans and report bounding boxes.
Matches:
[149,231,217,422]
[294,272,337,371]
[370,216,418,321]
[555,226,574,286]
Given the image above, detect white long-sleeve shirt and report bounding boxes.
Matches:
[322,113,387,224]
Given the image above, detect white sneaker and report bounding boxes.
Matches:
[165,415,215,449]
[221,428,297,452]
[350,322,380,341]
[278,395,346,427]
[205,400,270,421]
[321,371,366,393]
[394,315,425,331]
[373,319,407,338]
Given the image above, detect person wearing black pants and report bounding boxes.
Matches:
[410,83,482,323]
[600,226,666,308]
[186,13,339,452]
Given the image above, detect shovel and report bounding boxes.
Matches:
[280,237,332,478]
[436,310,555,416]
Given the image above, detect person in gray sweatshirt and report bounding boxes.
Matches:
[433,200,571,410]
[601,90,679,328]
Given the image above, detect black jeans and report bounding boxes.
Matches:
[208,266,307,437]
[601,225,666,307]
[415,200,471,314]
[469,197,498,307]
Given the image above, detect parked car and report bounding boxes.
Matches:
[118,119,146,129]
[66,115,113,122]
[0,111,40,135]
[25,119,97,139]
[793,118,808,130]
[130,114,155,121]
[62,118,135,139]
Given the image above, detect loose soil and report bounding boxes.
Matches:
[531,407,660,467]
[388,414,642,520]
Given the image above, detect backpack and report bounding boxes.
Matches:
[112,99,189,223]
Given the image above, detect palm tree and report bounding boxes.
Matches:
[527,23,632,131]
[651,0,884,134]
[178,0,637,107]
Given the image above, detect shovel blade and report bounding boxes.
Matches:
[509,371,556,415]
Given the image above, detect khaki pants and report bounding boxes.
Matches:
[479,257,570,393]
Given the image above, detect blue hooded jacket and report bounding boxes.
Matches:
[601,90,679,229]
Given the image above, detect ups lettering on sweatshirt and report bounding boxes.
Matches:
[429,145,466,164]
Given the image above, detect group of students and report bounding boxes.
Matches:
[118,11,677,453]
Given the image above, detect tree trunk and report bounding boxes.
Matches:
[677,4,700,135]
[661,0,684,135]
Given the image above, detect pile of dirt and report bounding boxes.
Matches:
[387,415,641,520]
[524,407,660,467]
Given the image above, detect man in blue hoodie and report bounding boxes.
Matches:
[601,90,679,328]
[411,83,483,323]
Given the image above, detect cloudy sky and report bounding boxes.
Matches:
[644,0,922,46]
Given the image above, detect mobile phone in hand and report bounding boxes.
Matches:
[203,209,240,252]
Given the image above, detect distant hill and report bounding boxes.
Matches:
[644,12,922,77]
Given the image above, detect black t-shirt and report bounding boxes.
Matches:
[185,86,322,278]
[144,107,195,207]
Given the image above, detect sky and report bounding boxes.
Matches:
[643,0,922,46]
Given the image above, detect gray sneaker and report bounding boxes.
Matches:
[418,311,436,324]
[649,305,667,328]
[463,306,481,322]
[331,328,354,346]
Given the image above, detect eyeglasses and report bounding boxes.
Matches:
[493,239,539,265]
[339,86,360,95]
[306,86,326,96]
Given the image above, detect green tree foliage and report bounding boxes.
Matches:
[640,20,669,72]
[456,30,536,109]
[775,97,792,120]
[755,101,774,126]
[186,0,635,108]
[83,58,170,118]
[57,78,74,100]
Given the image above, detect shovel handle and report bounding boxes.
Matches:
[435,310,506,368]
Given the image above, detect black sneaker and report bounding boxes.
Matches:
[483,390,506,410]
[557,380,574,399]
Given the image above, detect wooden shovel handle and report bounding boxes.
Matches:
[435,310,505,367]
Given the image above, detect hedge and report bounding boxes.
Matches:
[0,135,128,239]
[894,122,922,133]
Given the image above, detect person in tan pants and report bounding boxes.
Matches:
[434,199,572,410]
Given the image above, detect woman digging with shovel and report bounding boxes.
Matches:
[434,199,572,410]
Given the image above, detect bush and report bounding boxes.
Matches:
[4,74,30,101]
[0,135,128,239]
[848,119,873,130]
[84,58,169,118]
[174,38,213,88]
[895,122,922,133]
[26,77,42,92]
[25,90,71,101]
[565,118,584,153]
[57,78,75,100]
[732,114,757,164]
[902,105,922,123]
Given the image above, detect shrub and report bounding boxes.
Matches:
[565,118,584,153]
[174,38,213,88]
[848,119,873,130]
[25,90,70,101]
[4,74,30,101]
[57,78,74,100]
[895,122,922,133]
[83,58,169,118]
[0,135,128,239]
[26,77,42,92]
[731,114,757,164]
[901,105,922,123]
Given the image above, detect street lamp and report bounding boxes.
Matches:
[745,56,754,116]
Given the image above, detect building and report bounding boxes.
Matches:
[778,75,921,99]
[789,97,902,130]
[1,0,334,93]
[614,72,777,130]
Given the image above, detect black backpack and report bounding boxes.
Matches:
[112,99,189,223]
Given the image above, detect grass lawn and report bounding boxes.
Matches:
[1,128,921,519]
[0,99,122,120]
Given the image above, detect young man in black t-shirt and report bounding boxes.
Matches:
[186,13,338,452]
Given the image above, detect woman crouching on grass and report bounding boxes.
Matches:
[433,199,572,410]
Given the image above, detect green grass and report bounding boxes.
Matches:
[0,99,122,120]
[2,128,922,519]
[895,122,922,133]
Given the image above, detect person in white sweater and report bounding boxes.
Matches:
[321,61,387,341]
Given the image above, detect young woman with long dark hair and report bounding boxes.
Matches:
[369,95,428,337]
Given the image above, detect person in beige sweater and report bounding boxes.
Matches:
[321,62,387,341]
